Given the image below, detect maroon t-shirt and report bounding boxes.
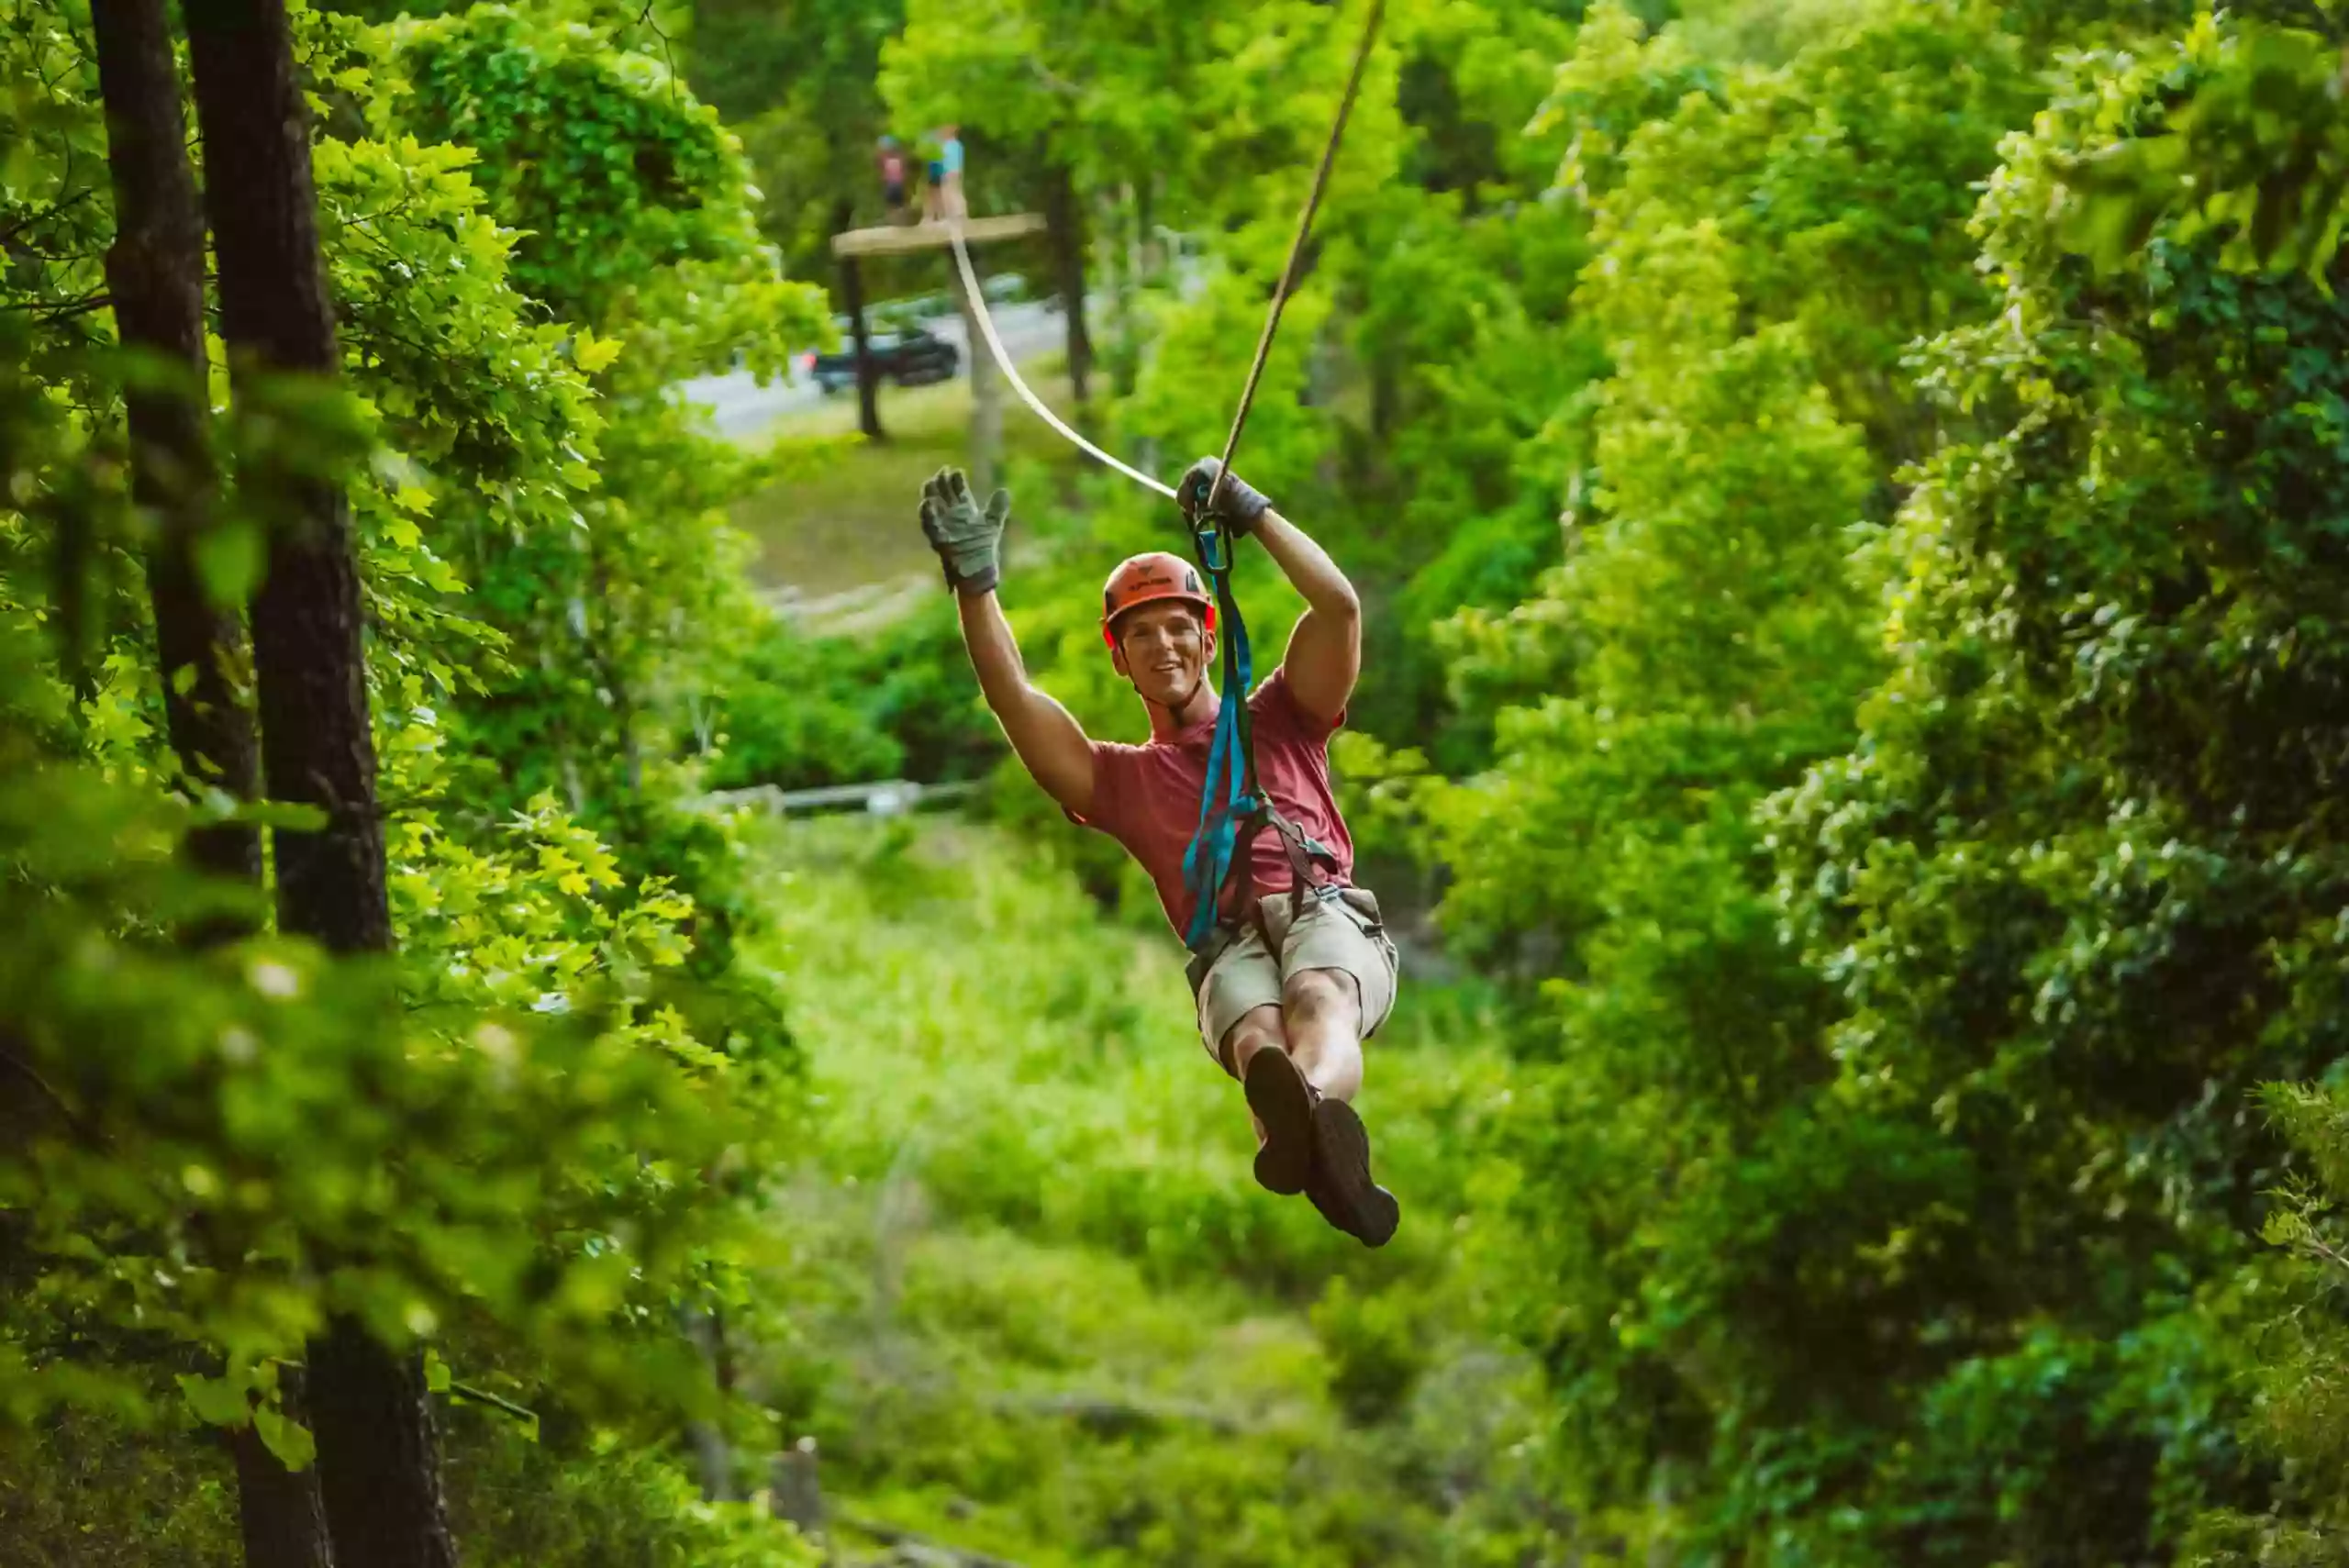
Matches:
[1074,668,1354,936]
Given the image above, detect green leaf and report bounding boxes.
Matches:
[251,1406,317,1472]
[194,521,266,607]
[176,1373,251,1429]
[573,332,623,374]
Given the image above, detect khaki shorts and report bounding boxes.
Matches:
[1191,885,1399,1070]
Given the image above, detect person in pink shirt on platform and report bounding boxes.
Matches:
[917,458,1401,1247]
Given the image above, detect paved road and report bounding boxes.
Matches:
[677,298,1067,440]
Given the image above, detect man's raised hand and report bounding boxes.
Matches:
[918,467,1012,595]
[1177,456,1272,537]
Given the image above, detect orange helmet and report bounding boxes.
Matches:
[1100,551,1216,650]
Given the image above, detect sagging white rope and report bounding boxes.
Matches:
[947,225,1177,502]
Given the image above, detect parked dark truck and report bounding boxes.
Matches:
[802,327,959,395]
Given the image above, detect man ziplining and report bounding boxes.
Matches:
[916,461,1402,1247]
[890,0,1394,1241]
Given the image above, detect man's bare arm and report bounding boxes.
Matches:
[957,589,1096,817]
[1253,508,1362,725]
[914,467,1093,813]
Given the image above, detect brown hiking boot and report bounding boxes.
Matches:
[1304,1098,1399,1248]
[1243,1046,1315,1196]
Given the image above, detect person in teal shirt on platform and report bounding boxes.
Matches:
[924,125,965,222]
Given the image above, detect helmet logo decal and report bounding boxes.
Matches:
[1099,551,1218,651]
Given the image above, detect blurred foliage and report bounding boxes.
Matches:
[2057,13,2349,284]
[340,0,830,1067]
[376,4,815,371]
[2188,1081,2349,1565]
[701,600,998,794]
[0,1397,824,1565]
[686,0,908,286]
[0,0,812,1551]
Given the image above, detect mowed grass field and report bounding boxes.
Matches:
[731,355,1086,601]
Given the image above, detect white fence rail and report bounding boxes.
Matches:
[696,778,985,818]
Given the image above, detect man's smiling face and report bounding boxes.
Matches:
[1112,600,1215,713]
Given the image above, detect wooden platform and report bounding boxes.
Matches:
[830,213,1046,258]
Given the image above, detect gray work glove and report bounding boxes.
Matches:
[1178,456,1272,537]
[918,467,1011,595]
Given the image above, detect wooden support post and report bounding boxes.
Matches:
[832,199,884,441]
[952,242,1002,496]
[823,214,1044,484]
[684,1306,739,1501]
[1041,160,1091,413]
[841,253,884,443]
[768,1437,829,1554]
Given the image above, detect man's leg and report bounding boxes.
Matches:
[1221,1003,1314,1196]
[1219,1004,1287,1082]
[1275,896,1400,1247]
[1281,968,1364,1103]
[1200,934,1314,1195]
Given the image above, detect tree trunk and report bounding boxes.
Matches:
[1040,161,1090,412]
[1102,188,1140,399]
[179,0,387,951]
[306,1317,456,1568]
[832,199,884,441]
[584,542,641,795]
[1369,354,1397,442]
[1137,176,1159,280]
[179,2,455,1564]
[92,5,328,1562]
[91,0,263,893]
[682,1307,736,1502]
[233,1418,335,1568]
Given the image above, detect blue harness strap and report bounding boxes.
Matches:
[1174,506,1351,954]
[1180,522,1260,951]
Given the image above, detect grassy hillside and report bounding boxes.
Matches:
[739,817,1546,1567]
[736,358,1085,605]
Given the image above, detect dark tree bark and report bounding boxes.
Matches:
[833,198,885,441]
[92,4,328,1561]
[1040,161,1090,412]
[305,1318,455,1568]
[179,1,455,1563]
[90,0,263,892]
[178,0,385,951]
[233,1421,335,1568]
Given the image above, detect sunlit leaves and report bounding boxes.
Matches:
[2058,17,2349,287]
[373,4,825,388]
[1758,19,2349,1559]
